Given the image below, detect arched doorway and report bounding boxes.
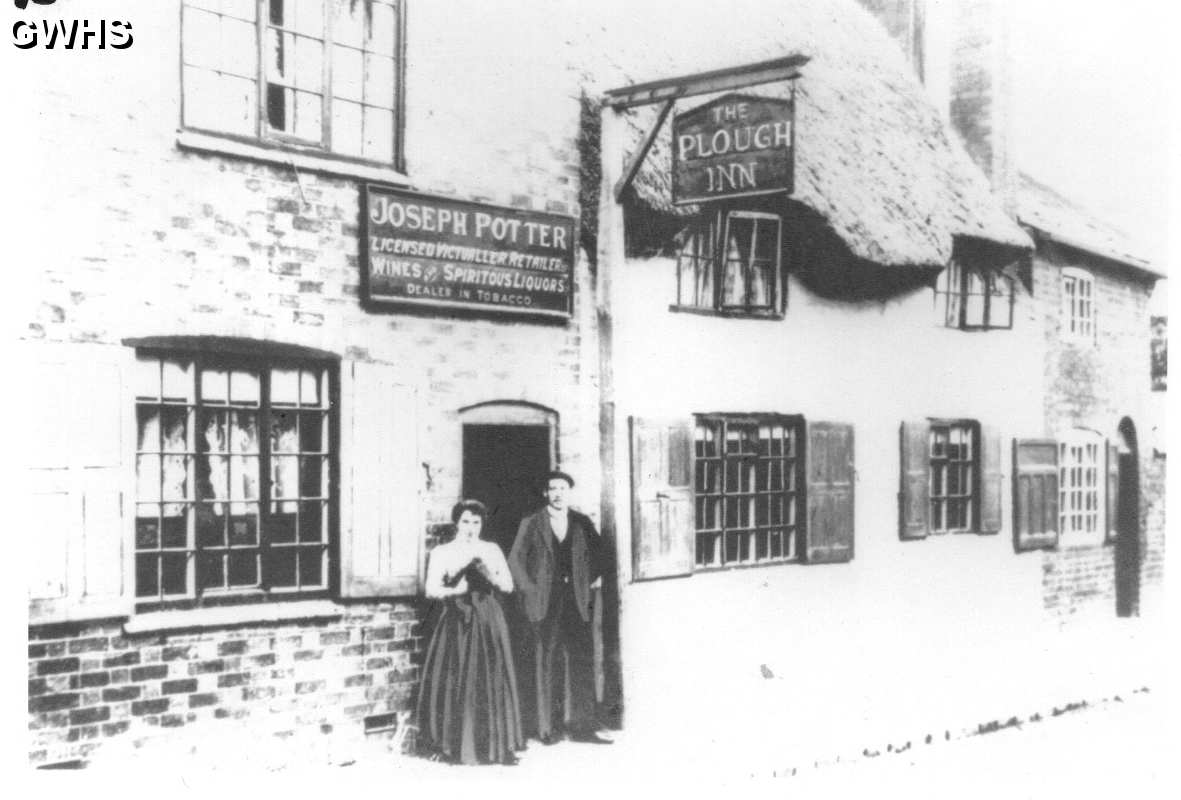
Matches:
[459,402,558,556]
[1114,417,1140,617]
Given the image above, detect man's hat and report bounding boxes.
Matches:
[544,470,575,488]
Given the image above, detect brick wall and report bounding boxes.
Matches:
[23,0,600,769]
[1031,242,1164,620]
[28,602,422,767]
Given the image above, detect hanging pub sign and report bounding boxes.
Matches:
[362,186,576,319]
[672,92,794,205]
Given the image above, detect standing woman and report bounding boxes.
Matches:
[416,500,524,765]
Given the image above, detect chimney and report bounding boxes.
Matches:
[947,0,1017,215]
[857,0,1017,215]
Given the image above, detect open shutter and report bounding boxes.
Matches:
[1105,441,1120,544]
[630,417,694,581]
[978,424,1003,534]
[1012,439,1059,552]
[340,361,421,598]
[899,420,930,540]
[25,343,135,623]
[804,421,854,563]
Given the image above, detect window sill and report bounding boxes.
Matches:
[124,599,344,635]
[176,130,411,187]
[668,305,784,321]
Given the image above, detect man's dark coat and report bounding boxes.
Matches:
[508,508,602,624]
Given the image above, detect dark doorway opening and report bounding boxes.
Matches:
[1115,418,1141,617]
[462,424,552,556]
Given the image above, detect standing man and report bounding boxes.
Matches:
[509,470,611,745]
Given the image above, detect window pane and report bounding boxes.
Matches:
[299,502,323,542]
[300,412,324,452]
[134,356,160,400]
[265,548,298,587]
[197,504,226,547]
[228,550,260,587]
[201,368,228,404]
[161,407,189,452]
[272,456,299,498]
[271,410,298,452]
[137,407,161,452]
[136,515,160,549]
[333,0,364,47]
[162,359,193,402]
[162,456,189,500]
[333,44,363,101]
[294,90,324,142]
[137,455,162,501]
[183,7,222,71]
[198,455,228,500]
[299,547,324,587]
[300,370,321,407]
[161,553,189,596]
[270,511,297,543]
[300,456,324,497]
[272,368,300,405]
[230,503,259,545]
[749,260,772,307]
[754,219,778,260]
[136,554,159,598]
[364,53,395,108]
[964,271,986,326]
[221,16,257,77]
[231,410,259,452]
[161,510,188,548]
[363,106,394,162]
[368,1,397,54]
[292,0,325,37]
[294,37,324,91]
[332,99,363,157]
[230,456,259,500]
[199,552,225,591]
[266,82,290,131]
[184,67,257,137]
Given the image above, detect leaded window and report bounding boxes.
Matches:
[134,351,334,605]
[1059,430,1102,541]
[676,210,783,315]
[1062,267,1096,343]
[929,421,976,533]
[694,415,802,567]
[934,259,1014,330]
[182,0,404,165]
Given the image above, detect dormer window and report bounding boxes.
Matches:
[675,209,783,316]
[934,259,1014,330]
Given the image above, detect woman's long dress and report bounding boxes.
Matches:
[416,565,524,764]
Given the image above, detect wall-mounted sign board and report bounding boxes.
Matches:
[672,92,794,205]
[362,186,576,319]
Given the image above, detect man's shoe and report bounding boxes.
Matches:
[568,730,613,745]
[539,732,563,746]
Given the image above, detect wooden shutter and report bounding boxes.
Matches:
[978,424,1003,535]
[630,417,694,581]
[804,421,854,563]
[1012,439,1059,552]
[899,420,930,540]
[25,343,135,623]
[1105,441,1120,545]
[340,361,421,598]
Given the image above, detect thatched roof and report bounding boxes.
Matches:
[1017,173,1164,279]
[583,0,1031,269]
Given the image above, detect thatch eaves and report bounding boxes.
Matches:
[585,0,1031,270]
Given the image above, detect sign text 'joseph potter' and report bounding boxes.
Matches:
[672,93,794,204]
[363,187,575,318]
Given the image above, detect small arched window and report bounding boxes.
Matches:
[1061,267,1096,343]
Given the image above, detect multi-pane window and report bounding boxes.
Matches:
[934,259,1014,330]
[134,352,334,604]
[676,210,782,314]
[1059,431,1101,540]
[182,0,403,165]
[694,416,801,567]
[1061,267,1096,342]
[929,421,976,533]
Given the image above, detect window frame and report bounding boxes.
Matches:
[1058,428,1104,546]
[673,208,785,318]
[692,413,804,570]
[132,343,340,611]
[933,259,1015,330]
[1061,266,1097,344]
[179,0,407,172]
[927,418,980,534]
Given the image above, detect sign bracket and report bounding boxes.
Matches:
[613,97,678,202]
